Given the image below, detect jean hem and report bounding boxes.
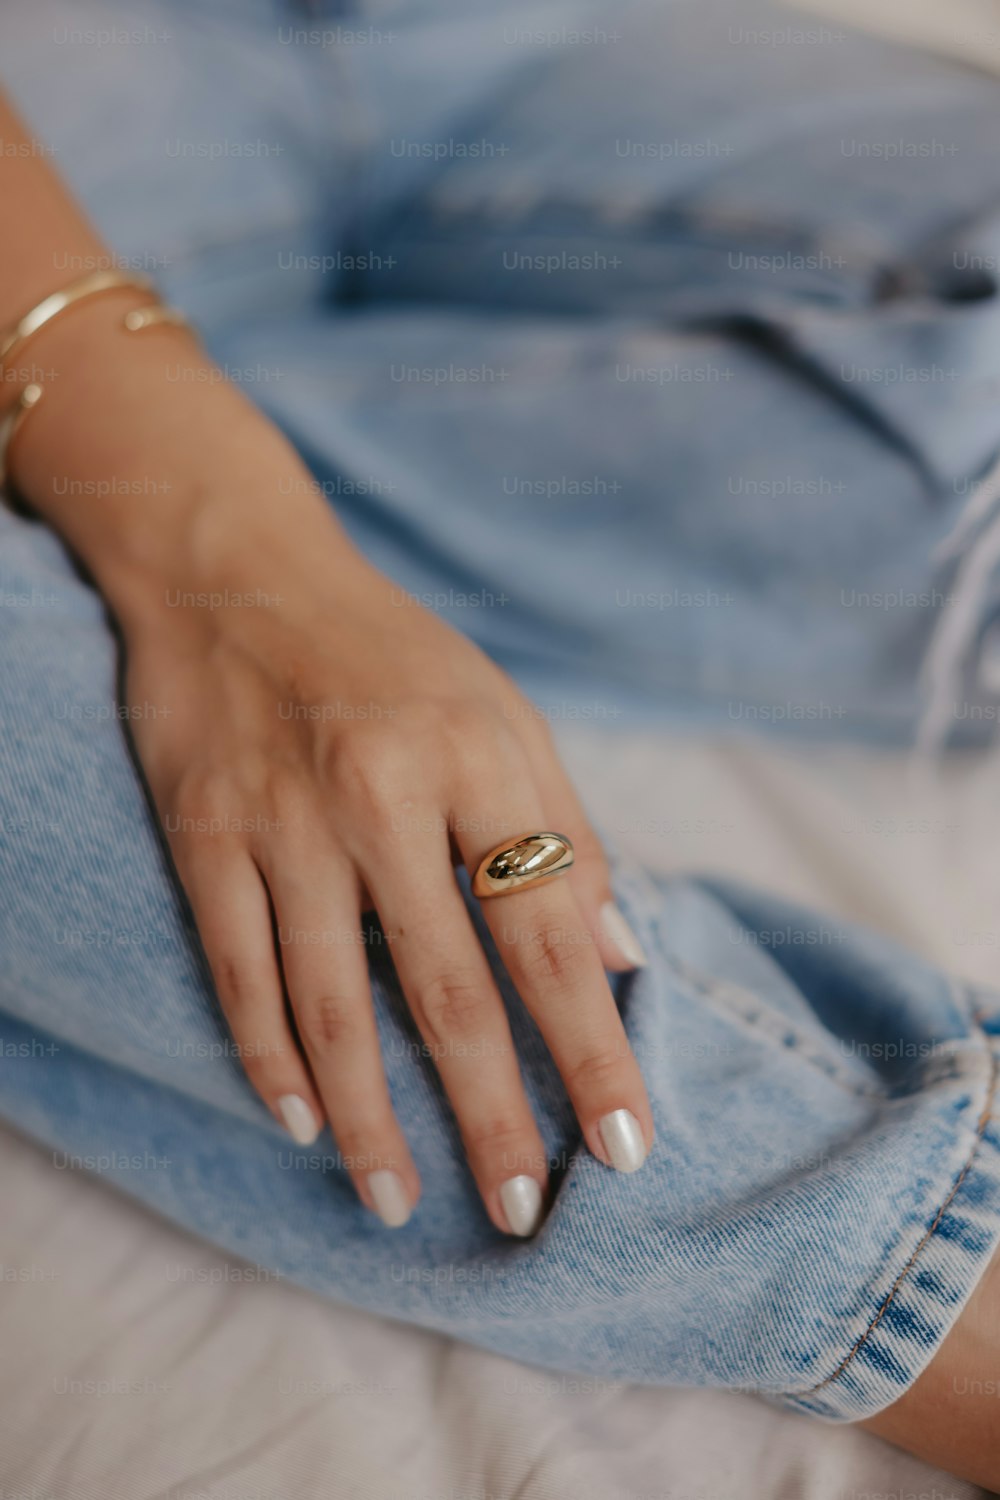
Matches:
[783,1015,1000,1423]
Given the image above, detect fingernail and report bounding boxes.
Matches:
[499,1175,544,1237]
[598,1108,648,1173]
[277,1094,320,1146]
[368,1170,411,1228]
[599,902,647,969]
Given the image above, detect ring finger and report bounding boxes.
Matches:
[455,805,653,1175]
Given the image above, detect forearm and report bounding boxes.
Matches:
[0,90,352,631]
[0,92,109,338]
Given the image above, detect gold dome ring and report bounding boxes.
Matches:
[471,832,574,899]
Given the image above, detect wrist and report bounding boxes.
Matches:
[107,474,355,639]
[0,282,161,422]
[3,296,353,627]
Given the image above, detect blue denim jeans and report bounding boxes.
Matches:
[3,0,1000,1424]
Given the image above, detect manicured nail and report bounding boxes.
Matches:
[368,1170,411,1228]
[277,1094,320,1146]
[600,902,647,969]
[598,1109,648,1173]
[499,1175,544,1237]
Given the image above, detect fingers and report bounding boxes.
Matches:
[176,849,325,1147]
[167,693,651,1246]
[480,875,653,1172]
[362,826,549,1237]
[518,715,647,973]
[453,780,653,1176]
[262,853,420,1229]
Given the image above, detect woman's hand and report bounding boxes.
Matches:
[13,305,652,1236]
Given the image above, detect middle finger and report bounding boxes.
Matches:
[364,821,550,1238]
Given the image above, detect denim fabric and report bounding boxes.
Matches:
[3,0,1000,1425]
[8,0,1000,739]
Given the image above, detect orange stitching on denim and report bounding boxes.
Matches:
[805,1017,998,1397]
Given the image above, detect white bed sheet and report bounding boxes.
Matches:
[2,725,997,1500]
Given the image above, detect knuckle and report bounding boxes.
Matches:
[566,1045,625,1099]
[166,759,304,848]
[260,760,307,817]
[462,1114,533,1163]
[214,955,255,1015]
[176,765,234,809]
[438,697,491,743]
[326,727,407,801]
[210,966,290,1076]
[440,698,519,772]
[515,916,589,992]
[299,992,364,1053]
[413,970,489,1046]
[167,770,238,843]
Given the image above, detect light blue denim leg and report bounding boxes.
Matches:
[8,0,1000,739]
[206,293,1000,742]
[0,0,359,336]
[1,506,1000,1421]
[236,0,1000,741]
[4,0,1000,1425]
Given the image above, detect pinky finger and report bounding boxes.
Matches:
[511,716,648,974]
[181,852,325,1147]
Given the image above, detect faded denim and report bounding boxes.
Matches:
[2,0,1000,1424]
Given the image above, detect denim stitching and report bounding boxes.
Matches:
[664,952,883,1100]
[802,1008,999,1397]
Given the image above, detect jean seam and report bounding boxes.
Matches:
[662,952,883,1100]
[798,1004,999,1400]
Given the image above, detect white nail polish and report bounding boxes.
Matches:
[499,1175,544,1237]
[277,1094,320,1146]
[598,1109,648,1173]
[599,902,648,969]
[368,1170,411,1228]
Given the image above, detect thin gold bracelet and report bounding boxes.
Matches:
[0,296,193,494]
[0,269,160,371]
[0,384,44,495]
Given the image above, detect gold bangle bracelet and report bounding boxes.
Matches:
[0,383,43,494]
[122,304,189,333]
[0,299,193,494]
[0,269,158,373]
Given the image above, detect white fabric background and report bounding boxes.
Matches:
[797,0,1000,75]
